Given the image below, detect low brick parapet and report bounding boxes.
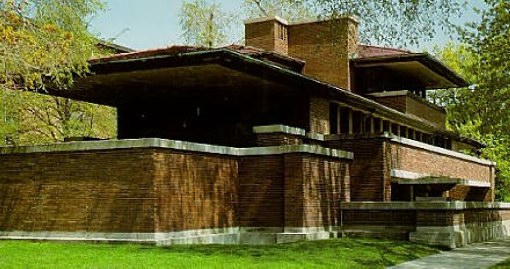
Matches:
[0,138,352,245]
[339,201,510,248]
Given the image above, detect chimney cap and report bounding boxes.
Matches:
[244,16,288,26]
[290,15,359,26]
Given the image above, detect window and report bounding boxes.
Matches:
[277,23,287,41]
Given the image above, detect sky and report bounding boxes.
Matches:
[90,0,486,52]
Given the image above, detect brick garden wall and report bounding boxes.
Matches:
[340,203,510,247]
[0,149,157,233]
[0,145,351,236]
[284,154,350,228]
[239,156,284,228]
[153,150,239,232]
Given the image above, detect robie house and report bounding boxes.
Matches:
[1,16,508,249]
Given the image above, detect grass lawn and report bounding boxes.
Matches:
[491,258,510,269]
[0,238,439,269]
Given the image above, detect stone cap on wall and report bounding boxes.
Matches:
[389,134,495,166]
[339,201,510,210]
[326,132,494,166]
[0,138,353,160]
[253,124,326,141]
[391,169,491,188]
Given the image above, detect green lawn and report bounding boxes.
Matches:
[0,238,439,269]
[491,258,510,269]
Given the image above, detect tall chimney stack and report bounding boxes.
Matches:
[244,16,289,55]
[245,16,359,90]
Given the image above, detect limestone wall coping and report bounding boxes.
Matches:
[340,201,510,211]
[0,138,353,160]
[388,134,495,166]
[253,124,326,141]
[253,125,494,166]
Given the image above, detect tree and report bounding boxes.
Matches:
[431,0,510,200]
[242,0,464,47]
[242,0,314,21]
[0,0,116,146]
[179,0,233,48]
[1,0,104,91]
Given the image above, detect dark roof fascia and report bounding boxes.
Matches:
[256,52,305,72]
[88,49,228,75]
[96,40,135,53]
[351,53,470,89]
[211,50,463,136]
[84,48,482,148]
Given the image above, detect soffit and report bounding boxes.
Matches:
[47,64,290,106]
[351,54,469,90]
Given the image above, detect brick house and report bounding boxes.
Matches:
[0,16,508,248]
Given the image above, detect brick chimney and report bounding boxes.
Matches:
[245,16,359,90]
[244,16,289,55]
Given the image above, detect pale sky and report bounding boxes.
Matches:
[90,0,486,52]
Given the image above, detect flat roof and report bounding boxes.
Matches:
[351,53,469,89]
[42,46,478,147]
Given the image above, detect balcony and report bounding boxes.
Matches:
[388,136,495,202]
[365,90,446,129]
[326,133,495,202]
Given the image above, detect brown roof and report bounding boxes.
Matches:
[356,44,411,58]
[90,45,305,72]
[90,46,209,63]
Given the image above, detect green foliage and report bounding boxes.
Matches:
[0,90,116,146]
[491,256,510,269]
[179,0,233,48]
[0,238,439,268]
[242,0,315,21]
[0,0,116,146]
[432,0,510,201]
[0,0,104,91]
[242,0,463,46]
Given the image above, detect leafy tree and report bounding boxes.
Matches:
[179,0,233,47]
[1,0,104,91]
[242,0,314,21]
[18,93,116,145]
[0,0,117,146]
[242,0,464,46]
[431,0,510,200]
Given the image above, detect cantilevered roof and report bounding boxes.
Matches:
[352,45,469,90]
[45,45,480,148]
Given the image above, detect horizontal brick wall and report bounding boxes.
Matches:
[369,94,446,128]
[239,155,284,228]
[154,150,239,232]
[341,210,416,226]
[309,96,330,135]
[0,149,157,233]
[285,154,350,228]
[415,210,460,226]
[406,96,446,128]
[255,133,303,146]
[370,95,407,113]
[329,138,389,201]
[390,142,494,183]
[0,145,351,235]
[464,209,510,225]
